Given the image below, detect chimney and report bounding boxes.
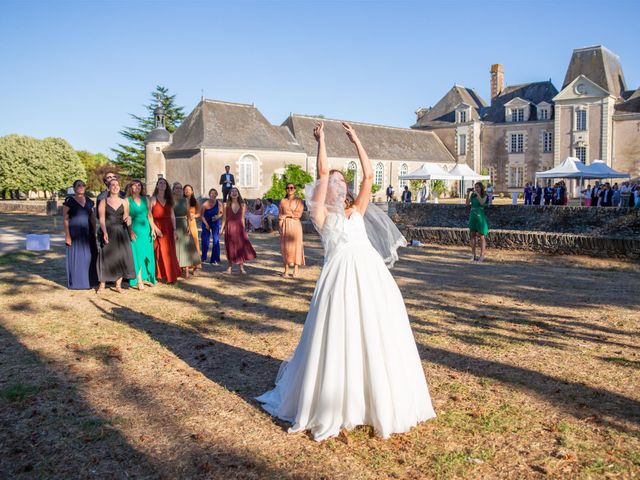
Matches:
[490,64,504,102]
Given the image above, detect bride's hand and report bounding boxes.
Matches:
[342,122,359,144]
[313,122,324,142]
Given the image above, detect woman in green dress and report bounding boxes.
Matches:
[466,182,489,262]
[172,182,202,278]
[126,180,157,290]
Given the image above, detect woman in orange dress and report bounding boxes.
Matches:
[183,184,202,273]
[150,178,181,283]
[279,182,305,277]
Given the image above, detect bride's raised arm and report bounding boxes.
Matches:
[342,122,372,215]
[308,122,330,229]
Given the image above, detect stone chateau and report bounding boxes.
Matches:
[145,45,639,197]
[412,45,640,192]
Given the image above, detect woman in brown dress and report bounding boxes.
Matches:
[279,183,305,277]
[220,187,256,274]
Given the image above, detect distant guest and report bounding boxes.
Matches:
[245,198,264,231]
[219,165,235,202]
[401,186,412,203]
[524,183,533,205]
[63,180,98,289]
[386,184,394,202]
[263,198,279,232]
[534,183,543,205]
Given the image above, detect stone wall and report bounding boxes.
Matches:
[0,200,62,215]
[390,203,640,237]
[405,227,640,259]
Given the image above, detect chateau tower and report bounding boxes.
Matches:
[144,105,171,185]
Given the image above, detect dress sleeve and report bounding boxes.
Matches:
[292,200,304,220]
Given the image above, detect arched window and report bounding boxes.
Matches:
[238,154,257,187]
[374,162,384,186]
[346,161,358,192]
[399,163,409,188]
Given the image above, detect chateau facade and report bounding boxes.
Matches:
[412,45,640,193]
[145,101,454,199]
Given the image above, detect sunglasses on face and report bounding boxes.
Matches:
[286,187,295,190]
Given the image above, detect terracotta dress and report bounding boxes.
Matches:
[224,204,256,264]
[152,199,181,283]
[279,198,305,266]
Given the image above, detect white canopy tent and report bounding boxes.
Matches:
[398,163,459,203]
[448,164,490,200]
[535,157,593,179]
[398,163,460,181]
[585,160,630,179]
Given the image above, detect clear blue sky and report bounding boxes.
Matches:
[1,0,639,156]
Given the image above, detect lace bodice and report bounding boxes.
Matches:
[320,211,371,263]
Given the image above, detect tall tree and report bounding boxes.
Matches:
[111,86,185,179]
[0,135,85,197]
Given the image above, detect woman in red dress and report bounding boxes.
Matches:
[220,187,256,274]
[150,178,181,283]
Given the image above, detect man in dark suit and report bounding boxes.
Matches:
[219,165,235,202]
[543,183,554,205]
[401,186,412,203]
[599,183,613,206]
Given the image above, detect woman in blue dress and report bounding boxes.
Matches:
[199,188,223,264]
[63,179,98,289]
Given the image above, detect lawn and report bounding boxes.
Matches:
[0,213,639,479]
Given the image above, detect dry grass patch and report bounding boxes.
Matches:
[0,213,639,479]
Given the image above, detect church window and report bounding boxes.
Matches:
[374,162,384,186]
[457,134,467,155]
[238,154,257,187]
[509,133,524,153]
[347,161,358,192]
[576,109,587,131]
[543,132,553,153]
[399,163,409,188]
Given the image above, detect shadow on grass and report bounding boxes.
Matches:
[417,343,640,434]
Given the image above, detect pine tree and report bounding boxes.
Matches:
[111,86,185,179]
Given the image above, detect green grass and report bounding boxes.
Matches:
[1,383,39,401]
[431,447,494,479]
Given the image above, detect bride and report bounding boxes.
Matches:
[256,121,436,441]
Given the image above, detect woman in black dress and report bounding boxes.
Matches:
[97,179,135,293]
[63,179,98,289]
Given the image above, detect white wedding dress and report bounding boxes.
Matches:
[256,209,436,441]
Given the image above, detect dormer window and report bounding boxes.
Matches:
[536,102,552,121]
[511,108,524,122]
[455,105,470,124]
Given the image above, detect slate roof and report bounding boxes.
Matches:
[481,81,558,123]
[283,115,456,163]
[563,45,627,98]
[145,127,171,143]
[615,88,640,113]
[164,99,304,153]
[412,85,487,128]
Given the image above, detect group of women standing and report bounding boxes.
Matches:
[63,176,304,290]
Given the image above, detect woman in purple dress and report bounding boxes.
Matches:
[220,187,256,274]
[63,179,98,289]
